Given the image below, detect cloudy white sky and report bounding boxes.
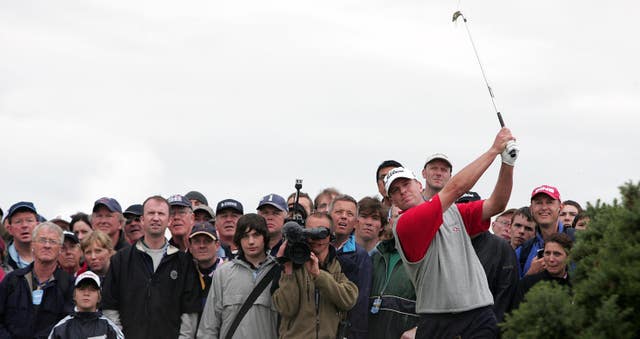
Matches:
[1,0,638,220]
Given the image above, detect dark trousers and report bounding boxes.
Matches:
[416,306,498,339]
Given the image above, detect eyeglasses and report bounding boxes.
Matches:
[495,220,511,226]
[35,238,62,246]
[126,217,141,224]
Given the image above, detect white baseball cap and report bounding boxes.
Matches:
[384,167,419,193]
[75,271,101,288]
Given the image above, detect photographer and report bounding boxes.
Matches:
[273,212,358,339]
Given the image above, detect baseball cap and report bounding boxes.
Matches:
[6,202,38,221]
[168,194,192,209]
[123,204,143,217]
[384,167,419,193]
[185,191,208,206]
[216,199,244,214]
[93,197,122,214]
[75,271,101,288]
[456,191,482,204]
[189,221,218,241]
[193,205,215,219]
[257,194,288,212]
[531,185,561,201]
[424,153,452,170]
[63,231,80,244]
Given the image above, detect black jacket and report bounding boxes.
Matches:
[0,264,74,339]
[471,231,519,323]
[49,311,123,339]
[101,240,201,339]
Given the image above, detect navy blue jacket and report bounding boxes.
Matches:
[0,264,74,339]
[336,235,372,339]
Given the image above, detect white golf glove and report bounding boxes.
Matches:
[501,140,519,166]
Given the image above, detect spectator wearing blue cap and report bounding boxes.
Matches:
[90,198,129,251]
[4,202,39,270]
[215,199,244,259]
[168,194,196,252]
[256,194,288,256]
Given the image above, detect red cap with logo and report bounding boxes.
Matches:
[531,185,561,201]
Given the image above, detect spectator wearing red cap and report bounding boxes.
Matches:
[515,185,576,278]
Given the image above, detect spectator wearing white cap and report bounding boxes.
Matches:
[48,271,124,339]
[421,153,453,200]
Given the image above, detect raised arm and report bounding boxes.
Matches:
[438,128,515,211]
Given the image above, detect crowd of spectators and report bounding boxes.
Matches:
[0,128,589,338]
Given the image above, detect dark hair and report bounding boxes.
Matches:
[70,212,92,231]
[545,232,573,254]
[376,160,403,182]
[511,206,533,223]
[572,212,589,228]
[313,188,341,210]
[306,212,334,229]
[142,195,170,213]
[329,194,358,214]
[234,213,270,254]
[357,196,388,230]
[562,200,583,213]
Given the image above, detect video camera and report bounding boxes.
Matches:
[281,221,331,265]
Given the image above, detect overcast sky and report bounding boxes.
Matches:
[1,0,638,220]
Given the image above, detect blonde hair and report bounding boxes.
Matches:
[81,230,114,252]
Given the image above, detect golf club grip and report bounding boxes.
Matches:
[497,112,516,157]
[497,112,505,127]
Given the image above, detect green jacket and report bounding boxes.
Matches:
[368,239,419,339]
[273,247,358,339]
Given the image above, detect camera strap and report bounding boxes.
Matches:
[224,264,280,339]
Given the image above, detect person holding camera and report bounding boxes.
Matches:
[273,212,358,339]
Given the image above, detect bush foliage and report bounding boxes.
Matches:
[501,181,640,338]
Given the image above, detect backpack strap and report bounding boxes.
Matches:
[224,264,280,339]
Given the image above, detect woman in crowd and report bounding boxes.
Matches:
[513,233,573,308]
[80,231,114,281]
[70,212,93,242]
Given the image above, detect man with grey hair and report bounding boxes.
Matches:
[0,222,74,338]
